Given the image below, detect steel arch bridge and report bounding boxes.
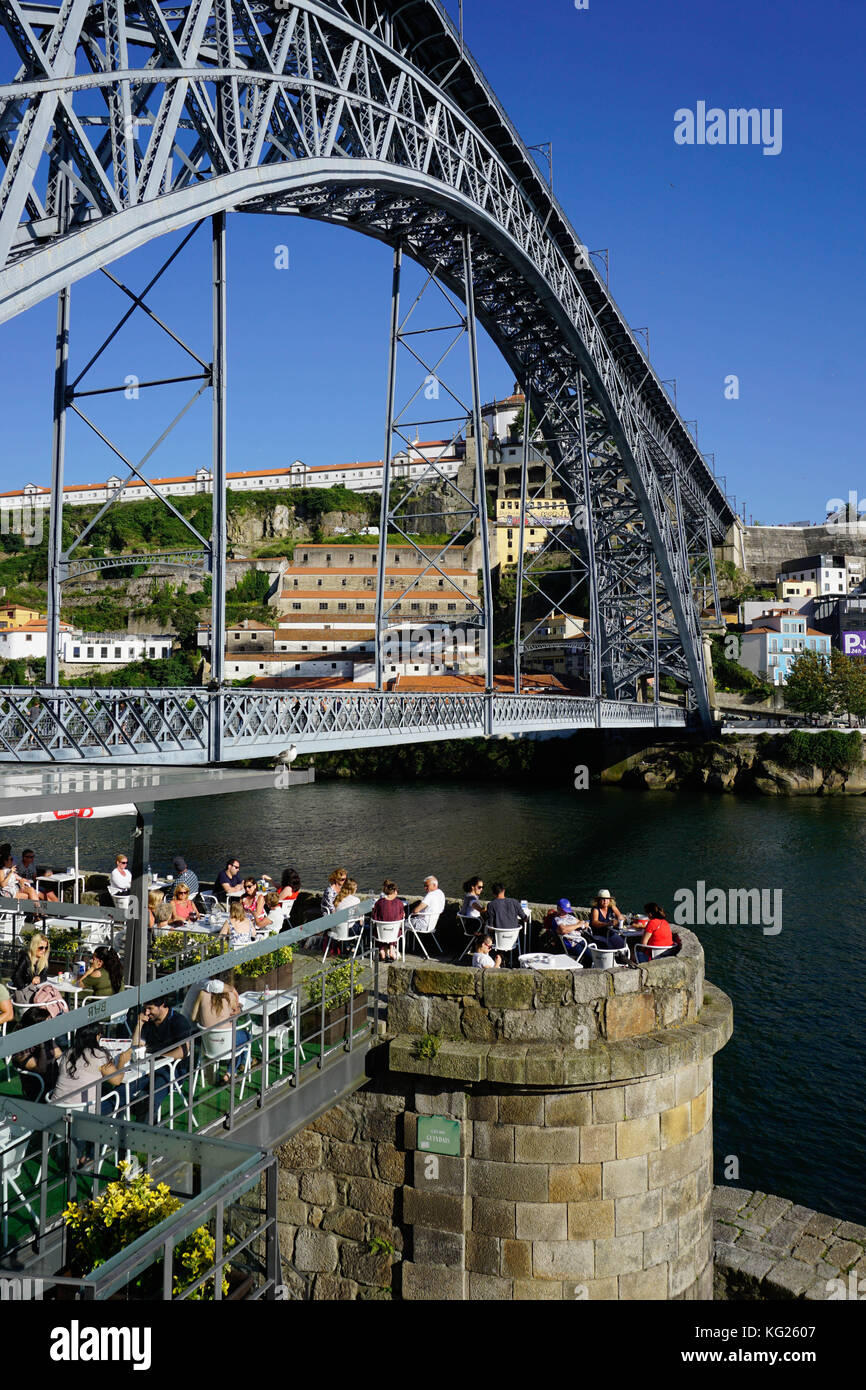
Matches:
[0,0,733,764]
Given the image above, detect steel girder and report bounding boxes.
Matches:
[0,685,686,763]
[0,0,734,731]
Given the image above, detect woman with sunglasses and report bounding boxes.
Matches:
[12,931,50,992]
[109,853,132,896]
[168,883,200,924]
[240,878,270,928]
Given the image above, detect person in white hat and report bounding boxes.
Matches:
[589,890,626,947]
[190,974,249,1083]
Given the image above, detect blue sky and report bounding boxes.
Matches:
[0,0,863,524]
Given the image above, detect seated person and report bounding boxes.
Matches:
[169,883,200,925]
[264,892,285,933]
[17,849,58,902]
[636,902,675,962]
[372,880,404,962]
[109,853,132,897]
[552,898,589,959]
[589,890,626,950]
[0,844,38,902]
[215,857,243,902]
[0,978,13,1029]
[471,934,501,969]
[412,875,445,928]
[461,876,484,919]
[278,869,301,908]
[321,868,347,916]
[12,1006,61,1101]
[52,1024,130,1112]
[220,899,257,949]
[240,878,270,928]
[79,946,124,997]
[171,857,199,900]
[485,883,530,938]
[129,997,195,1110]
[152,903,174,932]
[190,978,249,1082]
[12,932,50,991]
[148,889,164,929]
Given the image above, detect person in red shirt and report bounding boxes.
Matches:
[637,902,674,961]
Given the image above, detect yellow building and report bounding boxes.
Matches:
[776,579,816,602]
[495,497,572,568]
[0,605,43,631]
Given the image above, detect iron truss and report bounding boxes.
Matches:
[0,686,686,763]
[0,0,734,755]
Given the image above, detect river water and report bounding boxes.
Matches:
[28,779,866,1225]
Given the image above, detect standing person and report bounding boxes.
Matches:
[461,876,485,918]
[190,978,250,1083]
[589,891,626,949]
[12,1006,61,1101]
[321,868,347,916]
[12,931,50,991]
[215,857,243,902]
[171,857,199,899]
[17,850,58,902]
[109,853,132,897]
[471,934,502,969]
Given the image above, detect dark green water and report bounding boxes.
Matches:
[33,780,866,1224]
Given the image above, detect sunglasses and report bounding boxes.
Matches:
[177,890,189,896]
[36,945,47,951]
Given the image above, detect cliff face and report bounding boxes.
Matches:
[609,735,866,796]
[736,521,866,585]
[226,507,370,548]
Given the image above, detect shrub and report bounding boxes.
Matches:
[305,958,363,1010]
[241,944,293,980]
[775,729,862,774]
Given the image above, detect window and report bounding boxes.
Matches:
[338,603,348,611]
[331,663,337,670]
[73,646,80,658]
[448,604,457,612]
[148,647,155,657]
[301,645,308,652]
[259,663,264,670]
[357,604,365,611]
[411,603,420,612]
[86,647,94,658]
[319,603,328,611]
[292,603,302,611]
[317,579,323,588]
[26,634,32,643]
[114,647,122,658]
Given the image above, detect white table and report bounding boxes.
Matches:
[236,989,295,1020]
[36,872,85,903]
[46,974,87,1006]
[518,953,584,971]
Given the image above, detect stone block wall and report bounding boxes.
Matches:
[275,931,732,1300]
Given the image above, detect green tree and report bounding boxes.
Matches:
[829,649,866,726]
[784,649,832,720]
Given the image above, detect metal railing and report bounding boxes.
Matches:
[0,1099,280,1299]
[0,687,687,763]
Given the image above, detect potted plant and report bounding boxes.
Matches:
[234,943,293,995]
[61,1161,237,1299]
[302,959,368,1045]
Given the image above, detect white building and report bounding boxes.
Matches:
[776,553,864,597]
[61,631,174,665]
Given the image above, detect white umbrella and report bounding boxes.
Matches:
[0,804,137,902]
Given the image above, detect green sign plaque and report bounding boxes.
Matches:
[417,1115,461,1156]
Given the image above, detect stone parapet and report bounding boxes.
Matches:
[714,1188,866,1300]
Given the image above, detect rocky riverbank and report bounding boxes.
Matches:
[607,732,866,797]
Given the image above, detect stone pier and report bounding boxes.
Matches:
[275,928,733,1299]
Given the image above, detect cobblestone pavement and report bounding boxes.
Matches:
[714,1187,866,1300]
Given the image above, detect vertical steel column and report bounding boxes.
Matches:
[209,213,228,761]
[513,387,531,692]
[46,178,71,688]
[576,376,603,701]
[650,555,660,724]
[124,802,153,988]
[375,243,402,690]
[462,230,494,709]
[705,516,722,624]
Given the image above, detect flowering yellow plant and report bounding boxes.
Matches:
[63,1160,233,1299]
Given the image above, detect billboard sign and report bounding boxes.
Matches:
[843,631,866,657]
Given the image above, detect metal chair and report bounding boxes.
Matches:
[323,914,364,962]
[406,908,443,959]
[455,913,483,963]
[108,890,135,919]
[586,941,630,970]
[0,1119,41,1247]
[370,918,405,962]
[634,943,677,964]
[492,927,521,967]
[192,1026,252,1102]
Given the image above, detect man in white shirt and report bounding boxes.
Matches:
[415,876,445,925]
[109,853,132,896]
